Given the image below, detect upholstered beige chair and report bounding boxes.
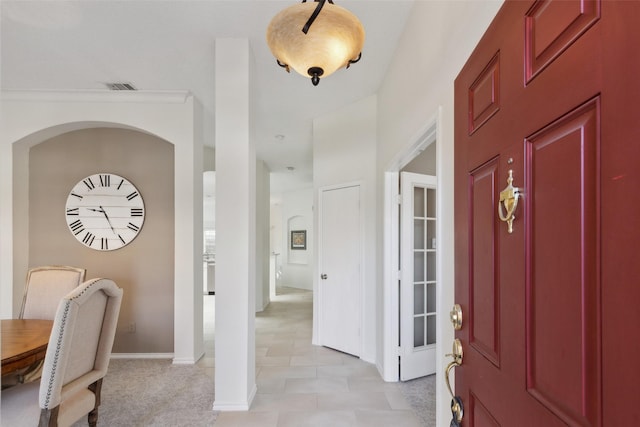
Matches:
[1,278,123,427]
[3,266,87,386]
[20,265,86,320]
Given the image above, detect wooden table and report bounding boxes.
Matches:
[1,319,53,376]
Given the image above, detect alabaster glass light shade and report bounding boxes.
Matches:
[266,1,365,85]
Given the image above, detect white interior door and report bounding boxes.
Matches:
[400,172,437,380]
[318,184,361,356]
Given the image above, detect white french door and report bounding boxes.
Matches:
[400,172,437,380]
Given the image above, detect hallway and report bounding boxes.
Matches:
[202,287,433,427]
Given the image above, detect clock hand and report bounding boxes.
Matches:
[89,206,117,235]
[99,206,118,235]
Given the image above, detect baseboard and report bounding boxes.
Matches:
[212,401,250,411]
[212,384,256,411]
[111,352,205,364]
[173,350,205,365]
[111,353,174,359]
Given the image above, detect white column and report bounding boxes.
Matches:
[173,96,204,364]
[213,38,257,410]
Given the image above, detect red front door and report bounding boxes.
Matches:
[454,1,640,425]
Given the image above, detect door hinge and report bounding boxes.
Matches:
[396,194,402,205]
[397,270,402,281]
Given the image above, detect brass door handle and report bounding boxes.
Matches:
[445,339,464,425]
[498,169,521,234]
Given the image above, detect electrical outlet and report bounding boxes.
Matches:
[128,322,136,333]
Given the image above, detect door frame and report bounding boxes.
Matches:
[314,181,365,357]
[382,107,444,381]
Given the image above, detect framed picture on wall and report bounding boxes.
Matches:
[290,230,307,250]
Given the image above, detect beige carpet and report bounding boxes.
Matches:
[72,359,217,427]
[398,374,436,427]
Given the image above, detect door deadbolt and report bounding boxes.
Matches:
[450,304,463,330]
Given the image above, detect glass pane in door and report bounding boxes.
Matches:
[426,315,436,345]
[414,283,425,314]
[414,316,425,347]
[413,185,436,349]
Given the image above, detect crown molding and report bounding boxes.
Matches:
[0,89,192,104]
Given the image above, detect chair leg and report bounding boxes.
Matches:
[88,379,103,427]
[88,407,99,427]
[39,406,59,427]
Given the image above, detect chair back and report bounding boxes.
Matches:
[20,265,86,320]
[39,278,123,414]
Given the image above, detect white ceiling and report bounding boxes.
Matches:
[1,0,414,192]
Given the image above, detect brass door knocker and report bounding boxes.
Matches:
[498,169,521,233]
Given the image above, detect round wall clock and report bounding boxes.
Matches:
[65,173,145,251]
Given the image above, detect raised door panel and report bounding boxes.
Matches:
[525,98,601,425]
[525,0,600,82]
[469,159,500,366]
[469,53,501,134]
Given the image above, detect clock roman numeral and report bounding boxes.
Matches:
[71,192,83,200]
[83,178,95,190]
[99,174,111,187]
[82,232,95,246]
[117,179,124,190]
[69,219,84,235]
[118,234,126,245]
[126,191,139,201]
[127,222,140,232]
[131,208,143,217]
[101,238,109,250]
[66,207,79,216]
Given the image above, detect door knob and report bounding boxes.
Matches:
[320,274,327,280]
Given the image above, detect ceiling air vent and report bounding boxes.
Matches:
[105,82,137,91]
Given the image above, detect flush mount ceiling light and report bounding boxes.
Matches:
[266,0,365,86]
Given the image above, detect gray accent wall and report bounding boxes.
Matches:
[28,127,175,353]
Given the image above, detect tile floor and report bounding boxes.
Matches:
[198,287,424,427]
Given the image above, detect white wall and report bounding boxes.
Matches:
[313,95,377,363]
[375,1,504,425]
[272,187,313,291]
